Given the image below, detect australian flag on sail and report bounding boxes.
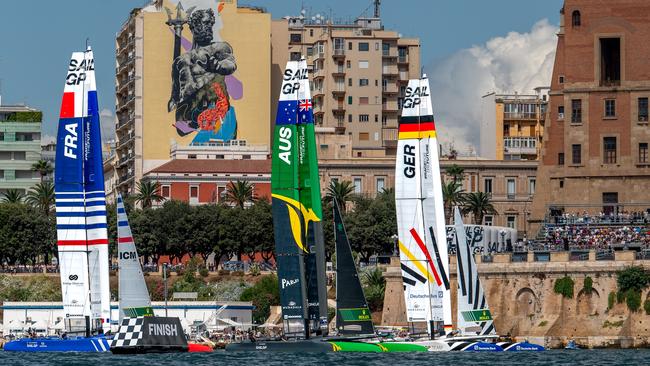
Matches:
[276,100,298,125]
[298,99,313,124]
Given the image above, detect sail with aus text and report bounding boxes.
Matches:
[54,48,110,332]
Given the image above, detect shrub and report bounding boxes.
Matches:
[608,292,616,310]
[249,263,261,276]
[538,320,548,327]
[212,280,251,301]
[603,320,624,328]
[626,289,641,312]
[554,276,574,299]
[616,266,650,293]
[617,291,626,304]
[583,276,593,294]
[199,267,209,278]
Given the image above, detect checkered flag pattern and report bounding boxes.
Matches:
[111,317,144,348]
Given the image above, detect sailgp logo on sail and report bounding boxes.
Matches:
[282,278,299,289]
[66,58,94,85]
[403,85,430,108]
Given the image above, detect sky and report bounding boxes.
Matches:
[0,0,564,150]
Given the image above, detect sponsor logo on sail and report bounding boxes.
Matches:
[281,278,299,289]
[68,274,78,281]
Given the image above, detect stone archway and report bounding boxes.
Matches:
[576,288,601,316]
[515,287,540,317]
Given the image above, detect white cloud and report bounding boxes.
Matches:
[425,19,558,156]
[100,108,117,143]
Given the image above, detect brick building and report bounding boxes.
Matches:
[531,0,650,229]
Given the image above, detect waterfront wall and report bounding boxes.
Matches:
[383,252,650,348]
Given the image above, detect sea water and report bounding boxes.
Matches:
[0,349,648,366]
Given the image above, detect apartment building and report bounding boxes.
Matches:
[114,0,271,194]
[481,88,549,160]
[0,105,42,194]
[531,0,650,228]
[271,6,420,158]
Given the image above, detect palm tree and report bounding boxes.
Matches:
[135,180,164,209]
[325,180,355,211]
[1,189,25,204]
[225,180,255,209]
[25,182,55,216]
[31,160,53,182]
[445,164,464,184]
[442,181,464,224]
[462,191,497,225]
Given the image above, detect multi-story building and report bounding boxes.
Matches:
[531,0,650,229]
[480,88,549,161]
[271,4,420,158]
[319,155,537,236]
[0,104,42,194]
[114,0,271,194]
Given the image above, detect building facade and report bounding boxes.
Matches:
[319,156,538,236]
[480,89,548,161]
[0,105,42,194]
[531,0,650,229]
[114,0,271,194]
[271,7,420,158]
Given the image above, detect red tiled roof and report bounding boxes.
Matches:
[149,159,271,174]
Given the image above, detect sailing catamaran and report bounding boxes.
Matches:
[5,47,111,352]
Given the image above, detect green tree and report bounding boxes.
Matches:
[346,192,396,263]
[616,266,650,293]
[225,180,255,209]
[240,275,280,324]
[25,182,55,216]
[361,267,386,312]
[182,204,221,263]
[1,189,24,204]
[134,180,164,209]
[325,180,355,211]
[0,203,54,265]
[130,208,165,265]
[442,181,464,224]
[462,191,497,225]
[240,200,274,263]
[31,160,53,182]
[445,164,465,183]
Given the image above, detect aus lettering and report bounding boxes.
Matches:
[278,127,292,165]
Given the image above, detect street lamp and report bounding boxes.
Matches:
[391,234,399,256]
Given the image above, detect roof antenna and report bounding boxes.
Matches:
[374,0,381,18]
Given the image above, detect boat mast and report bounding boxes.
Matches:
[296,62,310,339]
[81,42,93,337]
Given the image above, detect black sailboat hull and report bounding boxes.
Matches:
[225,339,334,353]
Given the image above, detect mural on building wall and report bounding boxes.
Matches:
[166,1,243,143]
[446,225,517,255]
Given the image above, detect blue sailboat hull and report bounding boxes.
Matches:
[4,336,111,352]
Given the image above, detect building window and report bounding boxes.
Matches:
[359,132,369,141]
[600,38,621,86]
[358,42,369,51]
[571,10,581,27]
[639,97,649,122]
[13,151,26,160]
[188,154,197,159]
[189,186,199,204]
[571,99,582,123]
[359,114,369,122]
[309,29,313,37]
[572,144,581,164]
[347,96,353,105]
[604,99,616,117]
[306,47,313,56]
[353,177,362,193]
[484,216,493,226]
[359,97,369,105]
[348,42,352,50]
[528,178,536,196]
[604,137,617,164]
[484,178,493,194]
[161,185,170,199]
[290,52,301,61]
[558,153,564,165]
[290,33,302,43]
[359,78,369,86]
[506,216,516,229]
[348,114,352,123]
[346,60,351,68]
[358,61,369,69]
[376,177,385,193]
[640,143,648,163]
[558,105,565,120]
[506,178,516,200]
[559,179,564,188]
[559,75,565,84]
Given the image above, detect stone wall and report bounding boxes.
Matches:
[382,252,650,348]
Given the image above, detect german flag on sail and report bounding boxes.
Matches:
[398,115,436,139]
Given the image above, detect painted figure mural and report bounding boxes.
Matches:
[166,2,241,143]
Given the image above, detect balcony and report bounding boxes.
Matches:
[312,87,325,98]
[332,67,346,77]
[382,127,398,148]
[332,86,346,97]
[503,137,537,155]
[382,101,399,113]
[398,55,408,64]
[335,120,346,134]
[504,112,538,120]
[382,64,398,76]
[382,83,398,94]
[313,103,324,116]
[382,49,397,59]
[115,114,134,132]
[332,104,346,115]
[332,48,345,59]
[312,68,325,80]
